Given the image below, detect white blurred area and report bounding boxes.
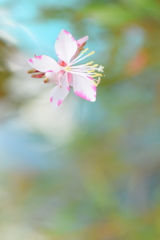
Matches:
[1,38,77,145]
[0,6,79,146]
[0,224,47,240]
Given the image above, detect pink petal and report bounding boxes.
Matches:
[55,29,78,64]
[50,73,70,109]
[72,74,96,102]
[57,99,63,106]
[71,36,89,60]
[77,36,89,46]
[75,91,91,101]
[28,55,61,73]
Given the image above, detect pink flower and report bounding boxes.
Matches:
[28,29,104,109]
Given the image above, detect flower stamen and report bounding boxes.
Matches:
[91,73,102,78]
[70,49,95,66]
[44,78,49,83]
[85,61,94,66]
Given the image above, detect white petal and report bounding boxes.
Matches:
[55,29,78,64]
[77,36,89,46]
[28,55,61,72]
[45,70,64,84]
[72,74,96,102]
[50,73,70,109]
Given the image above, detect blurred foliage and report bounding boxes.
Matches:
[0,40,13,97]
[0,0,160,239]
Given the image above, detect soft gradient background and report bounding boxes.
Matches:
[0,0,160,239]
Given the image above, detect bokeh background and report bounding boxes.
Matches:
[0,0,160,239]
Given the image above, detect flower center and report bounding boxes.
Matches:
[65,66,71,71]
[63,48,104,86]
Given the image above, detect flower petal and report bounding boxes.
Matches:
[77,36,89,46]
[72,74,96,102]
[50,73,70,109]
[28,55,61,73]
[55,29,78,64]
[71,36,89,60]
[45,70,65,84]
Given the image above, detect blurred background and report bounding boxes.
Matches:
[0,0,160,239]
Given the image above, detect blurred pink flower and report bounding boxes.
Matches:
[28,29,104,109]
